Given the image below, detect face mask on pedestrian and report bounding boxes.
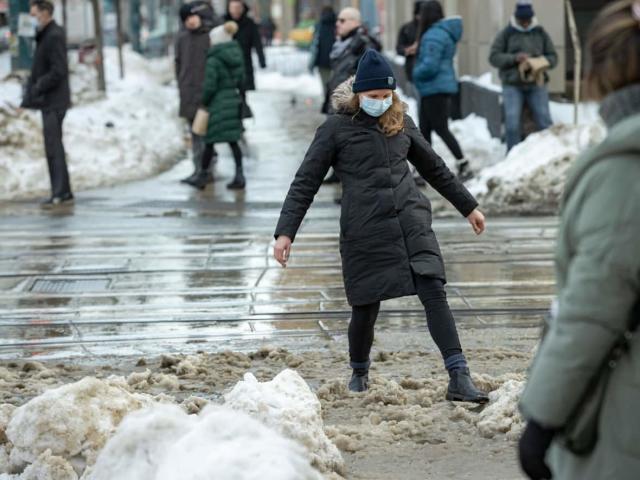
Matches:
[359,95,393,117]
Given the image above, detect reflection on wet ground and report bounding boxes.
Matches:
[0,90,557,361]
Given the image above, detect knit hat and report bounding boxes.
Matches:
[515,0,534,19]
[179,2,197,22]
[352,49,397,94]
[209,21,238,45]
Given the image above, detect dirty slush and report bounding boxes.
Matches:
[0,325,537,479]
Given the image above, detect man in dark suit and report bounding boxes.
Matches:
[22,0,72,206]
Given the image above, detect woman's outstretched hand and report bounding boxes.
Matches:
[274,235,292,267]
[467,209,486,235]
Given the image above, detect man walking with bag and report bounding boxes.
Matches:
[489,0,557,151]
[21,0,72,206]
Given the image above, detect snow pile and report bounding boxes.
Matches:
[0,368,338,479]
[0,47,183,200]
[225,369,344,475]
[3,377,153,475]
[476,380,526,440]
[256,46,323,96]
[467,122,606,213]
[444,114,505,170]
[85,404,321,480]
[15,450,77,480]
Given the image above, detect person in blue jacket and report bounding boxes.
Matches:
[413,1,471,181]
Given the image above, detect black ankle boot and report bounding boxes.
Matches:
[184,171,209,190]
[227,167,246,190]
[446,368,489,403]
[348,368,369,393]
[180,170,200,184]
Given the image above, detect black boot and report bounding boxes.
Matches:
[446,368,489,403]
[41,192,74,208]
[227,166,246,190]
[348,368,369,393]
[457,160,474,182]
[180,170,200,184]
[184,171,209,190]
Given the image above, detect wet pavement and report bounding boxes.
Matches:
[0,88,557,362]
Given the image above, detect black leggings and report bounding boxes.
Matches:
[201,142,242,171]
[419,94,464,161]
[348,275,463,365]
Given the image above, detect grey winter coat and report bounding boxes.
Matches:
[275,81,478,306]
[520,83,640,480]
[489,16,557,87]
[175,27,211,120]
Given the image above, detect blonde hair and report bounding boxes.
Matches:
[585,0,640,99]
[224,21,239,36]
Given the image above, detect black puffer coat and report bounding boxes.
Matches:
[275,84,478,306]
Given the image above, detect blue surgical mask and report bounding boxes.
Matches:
[360,95,393,117]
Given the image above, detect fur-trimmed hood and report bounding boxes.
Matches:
[331,76,408,116]
[331,77,358,114]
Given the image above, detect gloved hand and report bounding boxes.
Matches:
[519,420,556,480]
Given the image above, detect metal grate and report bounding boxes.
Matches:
[30,279,112,293]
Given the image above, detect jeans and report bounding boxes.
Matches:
[42,109,72,197]
[419,94,464,161]
[348,274,463,369]
[503,85,553,151]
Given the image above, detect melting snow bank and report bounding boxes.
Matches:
[85,405,322,480]
[225,370,343,474]
[467,122,606,214]
[0,348,535,479]
[0,369,342,479]
[0,47,183,200]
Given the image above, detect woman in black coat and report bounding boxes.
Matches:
[274,50,488,402]
[225,0,265,92]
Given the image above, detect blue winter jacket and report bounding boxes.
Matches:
[413,17,462,97]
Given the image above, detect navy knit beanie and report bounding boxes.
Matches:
[515,0,534,19]
[352,49,397,94]
[180,2,196,22]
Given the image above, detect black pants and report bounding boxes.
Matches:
[201,142,242,172]
[419,94,464,161]
[42,109,72,197]
[349,275,463,365]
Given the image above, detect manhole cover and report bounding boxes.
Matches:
[30,279,112,293]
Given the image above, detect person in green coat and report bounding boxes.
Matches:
[185,21,247,190]
[518,2,640,479]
